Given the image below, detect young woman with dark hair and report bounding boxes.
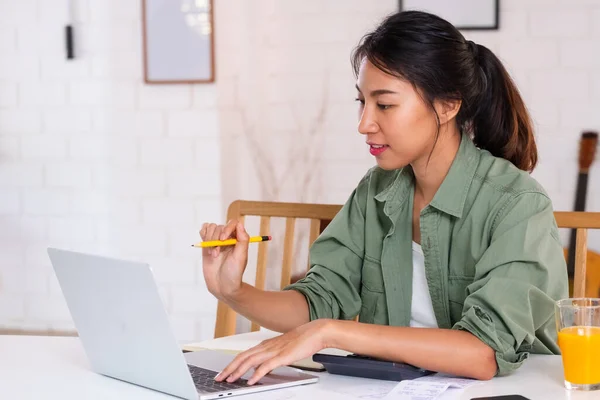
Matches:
[200,11,567,384]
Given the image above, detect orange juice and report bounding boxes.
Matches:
[558,326,600,385]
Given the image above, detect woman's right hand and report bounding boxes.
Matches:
[199,220,250,301]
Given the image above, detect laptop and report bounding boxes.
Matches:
[47,248,318,400]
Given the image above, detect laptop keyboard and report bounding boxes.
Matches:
[187,365,262,393]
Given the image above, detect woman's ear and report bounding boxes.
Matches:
[434,99,461,125]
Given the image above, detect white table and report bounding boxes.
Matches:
[1,332,598,400]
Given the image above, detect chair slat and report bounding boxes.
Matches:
[233,200,341,220]
[214,301,236,338]
[251,216,271,332]
[254,216,271,291]
[307,219,321,271]
[280,218,296,290]
[573,228,588,298]
[555,212,600,229]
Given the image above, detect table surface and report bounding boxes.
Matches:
[1,331,598,400]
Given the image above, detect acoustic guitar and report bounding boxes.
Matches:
[565,131,600,297]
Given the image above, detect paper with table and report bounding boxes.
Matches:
[384,374,481,399]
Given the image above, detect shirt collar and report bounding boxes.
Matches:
[374,134,480,218]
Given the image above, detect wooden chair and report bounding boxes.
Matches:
[554,211,600,298]
[213,200,343,338]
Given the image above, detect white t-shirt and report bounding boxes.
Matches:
[409,241,439,328]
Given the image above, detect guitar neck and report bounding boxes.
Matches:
[567,172,589,276]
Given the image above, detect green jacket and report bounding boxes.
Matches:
[285,134,568,376]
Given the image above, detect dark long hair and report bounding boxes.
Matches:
[352,11,537,172]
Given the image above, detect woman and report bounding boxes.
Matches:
[200,11,568,385]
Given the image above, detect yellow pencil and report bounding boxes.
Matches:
[192,235,272,248]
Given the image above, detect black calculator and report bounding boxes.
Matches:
[312,353,435,381]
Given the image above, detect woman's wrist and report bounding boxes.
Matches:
[318,318,345,349]
[220,282,248,303]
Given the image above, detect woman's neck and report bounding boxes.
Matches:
[411,131,462,205]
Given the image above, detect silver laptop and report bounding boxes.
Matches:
[47,248,318,400]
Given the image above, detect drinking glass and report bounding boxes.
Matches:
[555,298,600,391]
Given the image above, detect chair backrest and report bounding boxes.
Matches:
[214,200,343,338]
[554,211,600,298]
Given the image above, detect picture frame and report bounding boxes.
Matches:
[400,0,499,31]
[141,0,215,84]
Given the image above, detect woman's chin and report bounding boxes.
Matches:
[375,158,407,171]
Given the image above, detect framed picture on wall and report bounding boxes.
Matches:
[400,0,499,30]
[142,0,215,84]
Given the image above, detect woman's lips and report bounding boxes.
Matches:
[369,144,388,156]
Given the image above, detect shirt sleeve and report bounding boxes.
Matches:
[282,173,370,321]
[452,192,568,376]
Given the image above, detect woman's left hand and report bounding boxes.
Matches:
[215,319,335,385]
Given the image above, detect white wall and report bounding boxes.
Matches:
[0,0,221,342]
[1,0,599,343]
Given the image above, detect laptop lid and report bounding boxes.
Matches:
[47,248,199,400]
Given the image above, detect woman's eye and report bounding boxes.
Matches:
[354,98,365,105]
[377,104,391,110]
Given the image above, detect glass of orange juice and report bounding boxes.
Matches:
[555,298,600,391]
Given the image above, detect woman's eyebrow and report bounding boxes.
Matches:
[355,84,398,96]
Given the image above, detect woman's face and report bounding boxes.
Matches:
[355,59,440,171]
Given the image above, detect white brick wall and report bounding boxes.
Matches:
[0,294,25,321]
[0,83,17,107]
[44,109,93,134]
[0,0,221,342]
[0,110,42,134]
[141,138,195,166]
[93,110,165,137]
[529,11,590,38]
[21,135,68,160]
[45,162,93,188]
[0,188,20,214]
[20,82,68,107]
[138,85,192,109]
[0,28,16,52]
[69,81,137,108]
[168,110,219,137]
[23,190,71,216]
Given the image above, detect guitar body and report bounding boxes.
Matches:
[565,131,600,297]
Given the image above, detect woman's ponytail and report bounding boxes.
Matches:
[469,43,537,172]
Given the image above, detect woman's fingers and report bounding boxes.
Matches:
[220,220,238,241]
[199,220,244,258]
[226,351,276,383]
[247,355,287,385]
[212,225,224,257]
[205,223,217,240]
[215,345,266,382]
